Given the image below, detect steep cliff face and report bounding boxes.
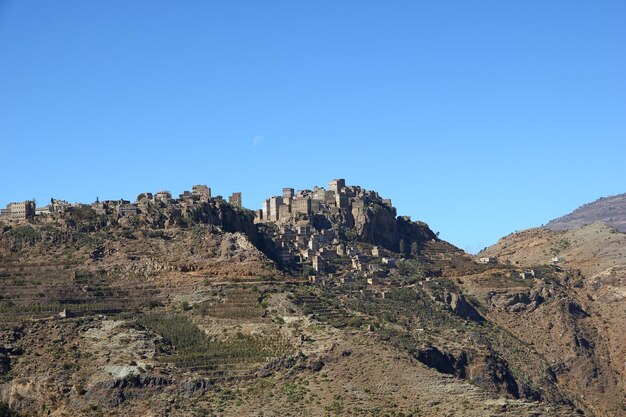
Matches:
[351,205,437,252]
[184,200,258,244]
[352,203,399,250]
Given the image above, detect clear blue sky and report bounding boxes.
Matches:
[1,1,625,252]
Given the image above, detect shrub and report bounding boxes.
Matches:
[0,402,20,417]
[7,225,39,248]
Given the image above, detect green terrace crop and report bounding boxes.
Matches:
[137,313,294,372]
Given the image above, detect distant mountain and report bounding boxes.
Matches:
[546,193,626,232]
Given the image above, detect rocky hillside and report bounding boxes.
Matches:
[479,223,626,417]
[255,181,439,275]
[0,186,624,416]
[0,221,611,416]
[546,193,626,233]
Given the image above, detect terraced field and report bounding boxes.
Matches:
[0,263,163,322]
[192,287,265,320]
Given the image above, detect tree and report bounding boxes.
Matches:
[411,242,419,257]
[399,239,406,255]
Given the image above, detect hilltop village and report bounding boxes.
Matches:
[0,185,243,221]
[254,179,406,281]
[3,181,610,417]
[1,179,456,284]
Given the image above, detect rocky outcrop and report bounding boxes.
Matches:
[415,346,467,377]
[352,203,399,250]
[85,374,174,408]
[188,200,258,244]
[103,374,172,390]
[177,378,214,397]
[468,353,534,400]
[433,292,484,322]
[352,207,437,252]
[219,233,260,261]
[257,354,303,378]
[0,347,21,376]
[396,216,438,250]
[488,286,554,313]
[415,346,541,401]
[139,199,258,244]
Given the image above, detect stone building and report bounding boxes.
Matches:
[258,178,397,225]
[339,275,355,284]
[50,199,70,214]
[328,179,346,194]
[296,221,311,237]
[229,192,242,208]
[336,192,349,209]
[310,199,322,213]
[280,225,296,241]
[319,247,337,261]
[192,185,211,201]
[118,204,139,217]
[324,191,336,206]
[262,199,271,221]
[478,257,497,264]
[283,188,294,201]
[6,201,36,220]
[520,270,538,280]
[278,204,291,220]
[155,191,172,203]
[313,187,326,202]
[352,255,367,271]
[292,197,311,215]
[278,246,293,265]
[35,205,51,216]
[91,198,108,215]
[269,196,283,221]
[312,255,326,273]
[382,257,396,268]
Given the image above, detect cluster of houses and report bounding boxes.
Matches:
[256,179,402,282]
[0,199,74,221]
[0,185,243,222]
[266,218,398,277]
[255,178,392,224]
[0,200,36,221]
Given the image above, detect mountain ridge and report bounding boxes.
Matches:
[546,192,626,233]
